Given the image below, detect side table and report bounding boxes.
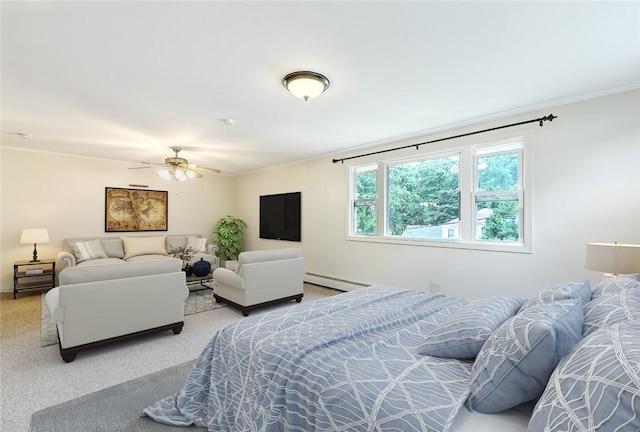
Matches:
[13,259,56,299]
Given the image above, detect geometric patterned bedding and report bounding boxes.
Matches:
[144,286,473,432]
[528,321,640,431]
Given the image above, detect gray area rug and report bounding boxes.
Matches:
[41,285,224,347]
[30,360,206,432]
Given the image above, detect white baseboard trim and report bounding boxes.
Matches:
[304,272,369,292]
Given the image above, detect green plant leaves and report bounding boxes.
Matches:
[212,215,247,261]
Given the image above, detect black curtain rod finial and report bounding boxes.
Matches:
[540,114,558,126]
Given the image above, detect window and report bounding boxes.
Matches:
[348,135,530,252]
[387,154,460,239]
[473,143,523,242]
[352,165,377,235]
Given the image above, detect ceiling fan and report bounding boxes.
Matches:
[130,147,221,181]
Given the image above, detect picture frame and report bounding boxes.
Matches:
[105,187,168,232]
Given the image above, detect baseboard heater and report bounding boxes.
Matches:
[305,272,369,292]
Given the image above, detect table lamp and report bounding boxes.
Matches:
[585,242,640,276]
[20,228,50,262]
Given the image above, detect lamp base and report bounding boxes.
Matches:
[31,244,39,262]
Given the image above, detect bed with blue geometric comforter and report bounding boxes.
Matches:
[144,286,473,431]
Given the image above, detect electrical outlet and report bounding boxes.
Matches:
[430,282,440,293]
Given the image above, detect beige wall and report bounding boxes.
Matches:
[3,89,638,297]
[0,149,237,292]
[237,89,640,299]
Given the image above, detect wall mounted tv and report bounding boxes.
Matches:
[259,192,301,242]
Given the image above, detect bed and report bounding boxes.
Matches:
[145,278,640,431]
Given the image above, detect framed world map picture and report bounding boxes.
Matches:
[105,187,168,232]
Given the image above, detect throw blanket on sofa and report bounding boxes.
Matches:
[145,286,473,432]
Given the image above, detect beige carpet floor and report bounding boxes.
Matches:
[0,283,340,432]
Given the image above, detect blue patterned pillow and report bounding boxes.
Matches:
[466,298,584,414]
[583,286,640,336]
[418,296,525,359]
[528,321,640,432]
[591,276,640,299]
[520,280,591,311]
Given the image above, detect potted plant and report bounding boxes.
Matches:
[212,215,247,269]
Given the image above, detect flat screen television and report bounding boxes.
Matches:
[259,192,301,242]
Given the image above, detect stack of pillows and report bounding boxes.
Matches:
[418,276,640,430]
[529,276,640,431]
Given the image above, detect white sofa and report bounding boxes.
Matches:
[57,234,219,269]
[45,258,188,362]
[212,248,304,316]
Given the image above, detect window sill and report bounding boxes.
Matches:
[346,234,532,254]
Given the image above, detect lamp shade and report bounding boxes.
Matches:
[585,242,640,274]
[20,228,49,244]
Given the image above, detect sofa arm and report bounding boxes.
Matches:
[45,288,64,323]
[213,267,245,289]
[207,244,218,256]
[57,251,77,268]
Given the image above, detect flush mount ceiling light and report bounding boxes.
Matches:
[282,71,330,101]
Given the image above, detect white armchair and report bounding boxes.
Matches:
[212,248,304,316]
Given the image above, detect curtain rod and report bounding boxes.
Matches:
[332,114,558,164]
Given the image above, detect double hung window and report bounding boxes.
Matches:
[348,134,530,252]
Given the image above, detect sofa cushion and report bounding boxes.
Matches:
[528,321,640,432]
[126,255,173,263]
[76,258,125,267]
[187,236,208,253]
[418,296,525,359]
[466,298,584,414]
[166,235,188,253]
[121,236,167,260]
[100,238,125,258]
[69,239,108,263]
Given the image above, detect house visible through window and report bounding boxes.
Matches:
[348,134,530,252]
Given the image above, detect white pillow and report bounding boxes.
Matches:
[69,239,108,263]
[121,236,167,260]
[186,236,208,253]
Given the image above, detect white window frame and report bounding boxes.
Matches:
[350,164,379,236]
[347,130,532,254]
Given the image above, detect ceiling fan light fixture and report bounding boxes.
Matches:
[283,71,330,101]
[157,168,172,180]
[174,169,188,182]
[157,167,190,181]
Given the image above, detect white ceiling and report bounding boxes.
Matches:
[2,1,639,175]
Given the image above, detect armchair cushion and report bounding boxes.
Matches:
[213,268,245,289]
[236,248,301,274]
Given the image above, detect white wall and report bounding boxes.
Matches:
[0,149,237,292]
[237,89,640,299]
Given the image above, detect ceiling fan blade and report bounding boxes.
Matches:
[128,166,152,170]
[188,164,221,174]
[141,161,170,167]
